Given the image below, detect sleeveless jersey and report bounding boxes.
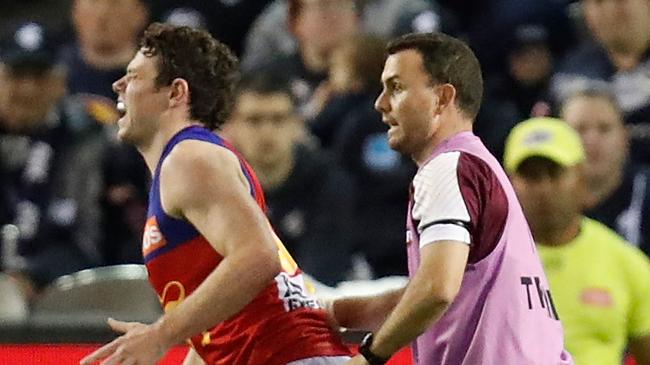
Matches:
[143,125,351,365]
[406,132,573,364]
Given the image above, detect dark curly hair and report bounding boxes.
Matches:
[140,22,239,130]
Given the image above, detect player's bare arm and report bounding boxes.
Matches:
[81,140,282,365]
[360,240,469,360]
[630,334,650,365]
[154,139,282,343]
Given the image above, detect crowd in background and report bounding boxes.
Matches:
[0,0,649,361]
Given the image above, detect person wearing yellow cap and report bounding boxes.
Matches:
[505,117,650,365]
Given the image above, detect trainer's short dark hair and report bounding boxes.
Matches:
[387,32,483,120]
[140,22,239,130]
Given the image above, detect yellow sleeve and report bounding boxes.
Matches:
[626,247,650,338]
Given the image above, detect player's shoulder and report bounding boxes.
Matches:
[161,138,240,181]
[159,138,246,213]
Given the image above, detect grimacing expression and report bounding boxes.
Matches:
[112,51,169,145]
[231,92,300,169]
[511,158,586,240]
[561,95,627,181]
[374,50,438,157]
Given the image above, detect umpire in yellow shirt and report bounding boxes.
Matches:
[504,117,650,365]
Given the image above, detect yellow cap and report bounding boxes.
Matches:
[503,117,585,173]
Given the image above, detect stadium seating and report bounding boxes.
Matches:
[0,273,29,324]
[30,265,162,328]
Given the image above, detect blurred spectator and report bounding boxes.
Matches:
[59,0,149,99]
[560,87,650,257]
[247,0,362,119]
[149,0,273,56]
[505,117,650,365]
[0,0,71,45]
[440,0,576,76]
[309,34,386,147]
[551,0,650,165]
[241,0,444,74]
[98,142,149,265]
[0,22,107,298]
[224,73,355,285]
[504,24,555,116]
[476,23,556,160]
[313,34,414,277]
[58,0,151,265]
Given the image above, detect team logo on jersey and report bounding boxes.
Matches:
[160,280,186,313]
[143,216,167,256]
[275,272,319,312]
[580,288,613,308]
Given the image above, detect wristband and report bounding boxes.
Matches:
[358,333,389,365]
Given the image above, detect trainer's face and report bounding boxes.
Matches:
[112,50,169,145]
[375,50,438,157]
[511,158,586,241]
[228,91,301,170]
[561,95,627,182]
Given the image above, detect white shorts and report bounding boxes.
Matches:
[286,356,352,365]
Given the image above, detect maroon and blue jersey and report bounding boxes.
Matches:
[143,125,350,365]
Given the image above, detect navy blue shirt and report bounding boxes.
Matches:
[586,163,650,258]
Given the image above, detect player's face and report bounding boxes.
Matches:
[375,50,438,158]
[112,51,169,146]
[561,95,627,183]
[228,92,301,171]
[511,158,586,241]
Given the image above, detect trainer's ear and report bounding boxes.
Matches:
[434,83,456,116]
[169,78,190,108]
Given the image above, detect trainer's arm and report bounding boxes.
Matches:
[154,140,282,347]
[329,287,405,332]
[367,240,469,359]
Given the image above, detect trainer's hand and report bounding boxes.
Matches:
[344,354,370,365]
[79,318,171,365]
